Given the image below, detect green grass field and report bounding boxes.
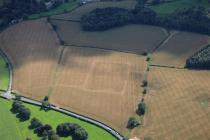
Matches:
[150,0,210,15]
[0,55,9,91]
[0,98,117,140]
[29,0,79,19]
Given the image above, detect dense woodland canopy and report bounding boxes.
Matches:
[0,0,62,27]
[81,2,210,35]
[186,45,210,69]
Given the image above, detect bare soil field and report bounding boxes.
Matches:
[152,31,210,67]
[52,0,137,21]
[50,46,147,133]
[0,19,60,99]
[51,20,167,54]
[132,67,210,140]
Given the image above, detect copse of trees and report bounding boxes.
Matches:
[11,100,31,121]
[56,122,88,140]
[81,7,133,31]
[186,45,210,69]
[81,3,210,35]
[137,99,146,116]
[29,118,59,139]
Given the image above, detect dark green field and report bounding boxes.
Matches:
[150,0,210,15]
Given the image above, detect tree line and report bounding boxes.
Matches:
[81,2,210,35]
[11,99,88,140]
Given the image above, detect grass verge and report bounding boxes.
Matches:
[0,55,9,91]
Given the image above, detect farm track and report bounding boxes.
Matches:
[151,31,178,53]
[48,47,65,96]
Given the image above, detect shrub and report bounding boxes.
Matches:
[146,55,151,61]
[35,124,52,137]
[48,130,60,140]
[143,87,147,94]
[43,96,49,101]
[30,118,42,129]
[142,80,148,87]
[18,107,31,121]
[127,117,140,129]
[137,100,146,115]
[73,127,88,140]
[11,100,23,113]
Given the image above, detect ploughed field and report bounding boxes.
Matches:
[132,67,210,140]
[51,19,167,54]
[152,31,210,68]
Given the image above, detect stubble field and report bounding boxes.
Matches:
[132,67,210,140]
[0,19,61,99]
[50,46,147,133]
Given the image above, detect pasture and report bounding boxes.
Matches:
[51,20,167,54]
[0,55,9,91]
[152,31,210,68]
[52,0,137,21]
[132,67,210,140]
[0,98,116,140]
[150,0,210,15]
[29,0,79,19]
[0,19,61,99]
